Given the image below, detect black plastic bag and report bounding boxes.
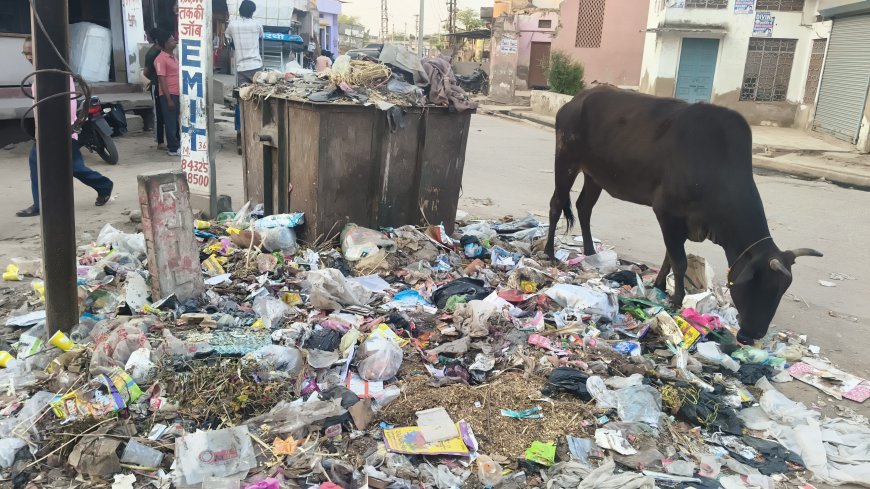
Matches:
[541,367,592,401]
[431,277,491,309]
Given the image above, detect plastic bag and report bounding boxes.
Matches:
[542,368,592,401]
[545,284,618,319]
[253,213,305,229]
[340,224,396,262]
[581,250,618,271]
[614,385,662,427]
[244,398,345,436]
[304,268,372,310]
[90,325,150,374]
[261,227,298,254]
[358,337,403,381]
[696,341,740,372]
[586,376,618,409]
[97,224,146,260]
[0,438,26,468]
[477,454,504,486]
[246,345,304,375]
[124,348,156,385]
[253,295,290,329]
[174,426,257,486]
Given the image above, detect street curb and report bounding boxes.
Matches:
[751,156,870,190]
[483,110,870,190]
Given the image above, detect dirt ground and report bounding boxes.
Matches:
[0,112,867,427]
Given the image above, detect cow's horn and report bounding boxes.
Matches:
[769,258,792,278]
[789,248,823,258]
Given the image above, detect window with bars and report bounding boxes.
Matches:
[755,0,805,11]
[575,0,606,48]
[685,0,728,8]
[803,38,826,104]
[740,38,797,101]
[539,19,552,28]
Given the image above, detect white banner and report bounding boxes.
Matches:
[178,0,214,199]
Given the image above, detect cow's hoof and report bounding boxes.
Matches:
[668,296,684,308]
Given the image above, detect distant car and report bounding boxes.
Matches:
[346,44,383,61]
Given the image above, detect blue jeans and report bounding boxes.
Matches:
[160,95,180,152]
[29,141,114,210]
[151,84,165,145]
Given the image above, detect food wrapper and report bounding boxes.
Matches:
[51,369,142,420]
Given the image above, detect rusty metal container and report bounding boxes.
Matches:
[240,97,473,241]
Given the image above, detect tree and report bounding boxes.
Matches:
[456,8,485,31]
[338,14,361,26]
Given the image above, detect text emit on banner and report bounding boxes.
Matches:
[178,0,216,215]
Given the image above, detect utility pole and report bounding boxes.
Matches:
[446,0,457,49]
[417,0,425,56]
[32,0,78,335]
[381,0,389,42]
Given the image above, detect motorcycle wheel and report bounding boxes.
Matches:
[95,129,119,165]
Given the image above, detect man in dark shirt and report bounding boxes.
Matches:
[143,28,166,150]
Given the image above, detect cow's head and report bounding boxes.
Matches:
[729,247,822,342]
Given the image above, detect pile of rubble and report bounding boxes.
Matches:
[1,207,869,489]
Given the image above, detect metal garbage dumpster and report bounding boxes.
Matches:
[240,97,473,242]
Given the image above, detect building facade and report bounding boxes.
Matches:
[489,7,559,102]
[551,0,650,88]
[338,22,366,53]
[640,0,870,151]
[317,0,340,56]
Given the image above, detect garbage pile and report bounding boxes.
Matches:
[239,45,478,112]
[1,208,870,489]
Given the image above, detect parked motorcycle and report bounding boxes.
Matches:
[456,68,489,95]
[78,96,119,165]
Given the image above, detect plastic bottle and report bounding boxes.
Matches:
[194,220,211,230]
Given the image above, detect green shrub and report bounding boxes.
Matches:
[545,51,585,95]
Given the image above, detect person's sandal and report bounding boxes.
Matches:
[16,206,39,217]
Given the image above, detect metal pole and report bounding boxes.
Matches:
[32,0,78,335]
[417,0,424,56]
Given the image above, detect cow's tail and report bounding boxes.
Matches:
[563,198,575,231]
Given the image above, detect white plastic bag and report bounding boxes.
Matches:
[545,284,618,319]
[253,295,290,329]
[358,337,403,381]
[246,345,303,375]
[97,224,146,260]
[261,227,298,254]
[174,426,257,486]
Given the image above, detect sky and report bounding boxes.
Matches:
[339,0,490,37]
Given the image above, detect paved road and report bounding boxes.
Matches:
[0,113,867,419]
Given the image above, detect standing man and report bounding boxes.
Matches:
[17,37,113,218]
[153,30,181,157]
[225,0,263,85]
[143,28,166,150]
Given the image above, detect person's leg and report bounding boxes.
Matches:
[71,140,114,205]
[29,144,38,209]
[153,85,165,147]
[161,96,180,153]
[17,144,41,215]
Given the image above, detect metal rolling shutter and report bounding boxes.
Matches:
[812,14,870,143]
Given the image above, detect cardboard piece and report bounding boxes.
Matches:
[788,357,870,403]
[415,407,459,443]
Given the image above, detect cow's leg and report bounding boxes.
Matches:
[576,175,602,256]
[654,255,671,292]
[655,212,688,308]
[545,147,580,259]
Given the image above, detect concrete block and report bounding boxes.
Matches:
[126,114,144,133]
[530,90,574,118]
[137,170,204,302]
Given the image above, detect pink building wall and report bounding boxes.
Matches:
[515,11,559,90]
[551,0,649,87]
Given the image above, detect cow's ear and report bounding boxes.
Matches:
[729,260,755,287]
